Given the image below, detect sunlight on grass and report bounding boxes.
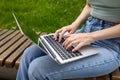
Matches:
[0,0,85,33]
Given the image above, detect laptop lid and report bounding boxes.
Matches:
[12,13,47,53]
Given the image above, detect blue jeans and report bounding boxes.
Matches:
[16,16,120,80]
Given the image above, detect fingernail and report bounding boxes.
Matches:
[66,47,68,49]
[59,40,61,42]
[54,38,56,40]
[65,47,68,49]
[72,49,75,52]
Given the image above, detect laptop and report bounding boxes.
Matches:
[12,13,99,64]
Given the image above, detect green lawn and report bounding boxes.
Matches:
[0,0,85,33]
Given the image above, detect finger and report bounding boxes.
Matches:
[54,29,61,40]
[64,34,71,39]
[63,31,69,38]
[58,29,66,42]
[65,34,72,38]
[72,42,85,52]
[62,37,69,46]
[66,40,77,49]
[70,30,75,34]
[62,34,73,46]
[63,37,74,48]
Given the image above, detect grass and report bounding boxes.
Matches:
[0,0,85,33]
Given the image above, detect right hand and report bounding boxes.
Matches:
[54,24,78,42]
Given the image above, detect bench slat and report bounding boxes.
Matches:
[0,36,27,66]
[0,29,8,36]
[0,33,23,54]
[0,30,20,47]
[0,30,14,41]
[5,39,33,68]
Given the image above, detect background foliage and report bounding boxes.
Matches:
[0,0,85,33]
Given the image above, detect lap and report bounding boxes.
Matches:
[27,16,120,79]
[28,45,119,79]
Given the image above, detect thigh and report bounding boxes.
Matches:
[28,46,119,80]
[22,44,47,59]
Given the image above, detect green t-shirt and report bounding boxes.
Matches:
[88,0,120,22]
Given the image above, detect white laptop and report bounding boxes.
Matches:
[13,13,99,64]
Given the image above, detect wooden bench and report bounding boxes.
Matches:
[0,29,34,80]
[0,29,120,80]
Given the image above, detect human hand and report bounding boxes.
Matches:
[54,24,78,42]
[62,33,96,52]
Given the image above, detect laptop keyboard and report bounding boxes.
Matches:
[44,35,82,60]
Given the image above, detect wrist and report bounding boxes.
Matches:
[71,21,80,28]
[90,32,98,41]
[91,32,100,41]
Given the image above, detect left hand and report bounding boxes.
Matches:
[62,33,96,52]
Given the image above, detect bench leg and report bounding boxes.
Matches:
[112,68,120,80]
[96,75,108,80]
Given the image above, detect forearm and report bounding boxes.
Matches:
[92,24,120,41]
[71,1,91,28]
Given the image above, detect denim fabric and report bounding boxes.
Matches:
[16,16,120,80]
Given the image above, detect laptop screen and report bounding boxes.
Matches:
[21,26,38,44]
[12,13,38,44]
